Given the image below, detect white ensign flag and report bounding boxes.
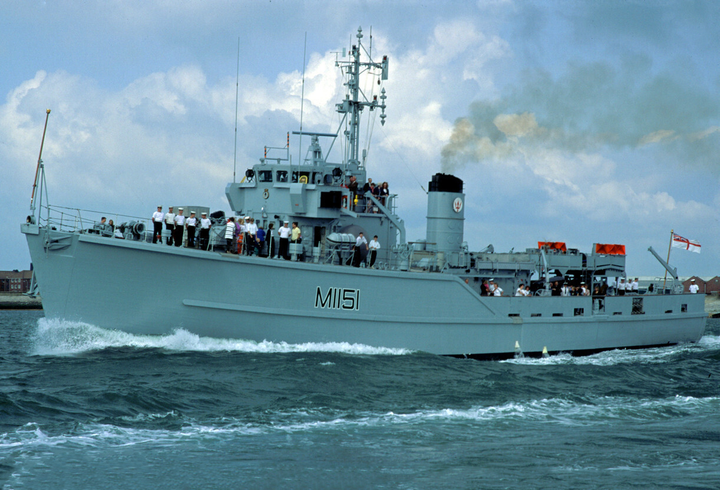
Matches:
[672,233,701,254]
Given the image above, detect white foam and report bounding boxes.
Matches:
[31,318,412,356]
[698,333,720,349]
[4,395,719,451]
[504,336,720,366]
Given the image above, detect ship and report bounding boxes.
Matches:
[21,27,706,359]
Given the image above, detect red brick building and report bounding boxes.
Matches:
[681,276,720,294]
[0,270,33,293]
[700,276,720,294]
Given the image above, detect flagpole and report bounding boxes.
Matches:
[662,229,673,292]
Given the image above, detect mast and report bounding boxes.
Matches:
[233,38,240,183]
[662,229,673,291]
[335,27,388,169]
[30,109,51,213]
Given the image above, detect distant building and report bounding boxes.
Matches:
[682,276,720,294]
[704,276,720,294]
[0,270,33,293]
[626,276,718,294]
[681,276,702,293]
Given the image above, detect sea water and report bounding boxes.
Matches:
[1,310,719,489]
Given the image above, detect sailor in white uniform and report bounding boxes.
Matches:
[278,221,291,259]
[152,206,164,244]
[185,211,197,248]
[173,208,185,247]
[199,212,211,250]
[245,217,258,255]
[368,235,380,268]
[164,206,175,245]
[225,217,236,253]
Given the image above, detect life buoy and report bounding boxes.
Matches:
[299,175,308,184]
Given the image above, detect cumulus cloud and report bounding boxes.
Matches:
[2,6,718,274]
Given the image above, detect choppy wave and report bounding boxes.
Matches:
[31,318,412,356]
[4,394,718,451]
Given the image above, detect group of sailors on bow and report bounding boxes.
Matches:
[151,206,212,249]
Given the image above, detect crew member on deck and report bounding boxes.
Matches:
[352,232,368,267]
[152,206,164,244]
[291,222,302,243]
[278,221,291,259]
[199,212,211,250]
[186,211,197,248]
[379,182,389,207]
[173,208,185,247]
[256,224,266,256]
[164,206,175,246]
[348,176,358,210]
[225,217,236,253]
[245,217,258,255]
[266,222,276,258]
[362,178,373,194]
[368,235,380,269]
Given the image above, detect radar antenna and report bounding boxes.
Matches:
[335,26,388,169]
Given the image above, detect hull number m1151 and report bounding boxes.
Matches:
[315,287,360,311]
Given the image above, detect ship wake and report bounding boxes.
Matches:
[30,318,412,356]
[501,333,720,366]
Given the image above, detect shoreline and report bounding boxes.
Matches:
[0,293,43,310]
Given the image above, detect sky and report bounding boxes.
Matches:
[1,0,718,277]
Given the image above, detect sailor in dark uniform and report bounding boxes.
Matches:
[352,232,368,267]
[266,222,276,258]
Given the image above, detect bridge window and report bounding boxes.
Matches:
[276,171,288,182]
[258,170,273,182]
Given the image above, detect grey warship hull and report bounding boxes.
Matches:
[22,27,706,358]
[23,224,706,358]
